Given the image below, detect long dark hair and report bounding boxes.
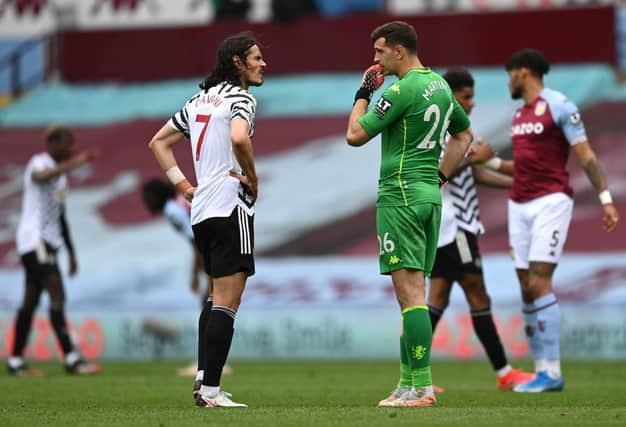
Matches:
[199,31,258,91]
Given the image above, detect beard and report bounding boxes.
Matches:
[510,87,522,99]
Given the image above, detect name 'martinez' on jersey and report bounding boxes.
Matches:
[168,82,257,225]
[358,68,470,208]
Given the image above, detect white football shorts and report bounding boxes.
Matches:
[508,192,573,269]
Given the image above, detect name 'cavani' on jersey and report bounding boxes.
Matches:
[168,82,257,225]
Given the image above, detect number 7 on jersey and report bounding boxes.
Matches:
[195,114,211,161]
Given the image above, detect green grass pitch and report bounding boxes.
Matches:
[2,360,625,426]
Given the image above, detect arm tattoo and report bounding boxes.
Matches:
[582,157,606,192]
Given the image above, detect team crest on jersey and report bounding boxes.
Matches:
[375,96,393,118]
[390,83,400,94]
[534,101,547,116]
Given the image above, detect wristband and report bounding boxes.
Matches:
[599,190,613,205]
[354,87,372,105]
[438,170,448,188]
[483,157,502,170]
[166,166,192,194]
[165,166,186,184]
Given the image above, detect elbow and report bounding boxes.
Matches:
[148,138,158,152]
[346,131,362,147]
[231,130,250,148]
[231,136,248,148]
[465,128,474,148]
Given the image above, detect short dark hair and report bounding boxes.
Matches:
[200,31,258,91]
[45,126,74,144]
[142,178,176,213]
[506,49,550,77]
[443,67,474,92]
[371,21,418,54]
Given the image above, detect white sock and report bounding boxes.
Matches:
[200,385,220,398]
[544,360,562,379]
[8,356,24,369]
[496,364,512,378]
[195,370,204,381]
[65,351,80,366]
[535,359,548,373]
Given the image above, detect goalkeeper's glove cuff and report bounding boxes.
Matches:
[354,87,372,105]
[438,170,448,188]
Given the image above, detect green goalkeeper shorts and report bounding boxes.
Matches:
[376,204,441,276]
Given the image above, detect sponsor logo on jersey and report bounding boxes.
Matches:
[534,101,546,116]
[511,122,544,136]
[375,96,393,118]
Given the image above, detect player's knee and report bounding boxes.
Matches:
[49,301,64,311]
[22,292,42,310]
[19,305,36,316]
[428,292,449,310]
[460,275,489,308]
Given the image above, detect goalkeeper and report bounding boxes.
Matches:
[346,21,473,408]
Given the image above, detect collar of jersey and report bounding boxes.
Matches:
[402,67,432,78]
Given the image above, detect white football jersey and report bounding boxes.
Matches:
[168,82,256,225]
[16,152,67,254]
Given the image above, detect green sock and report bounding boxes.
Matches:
[402,305,433,388]
[398,334,412,387]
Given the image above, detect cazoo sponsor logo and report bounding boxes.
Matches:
[511,122,544,136]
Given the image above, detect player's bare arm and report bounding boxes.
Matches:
[148,123,195,201]
[472,166,513,189]
[439,127,473,179]
[32,149,96,183]
[467,139,514,175]
[346,99,371,146]
[572,141,619,232]
[229,118,258,202]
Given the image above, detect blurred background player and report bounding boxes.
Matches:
[346,21,473,407]
[141,178,232,378]
[469,49,619,392]
[7,126,100,376]
[428,68,534,391]
[149,31,265,408]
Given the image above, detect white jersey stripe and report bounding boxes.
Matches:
[241,207,251,254]
[455,229,473,263]
[238,207,246,254]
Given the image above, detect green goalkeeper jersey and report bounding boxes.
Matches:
[359,68,470,207]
